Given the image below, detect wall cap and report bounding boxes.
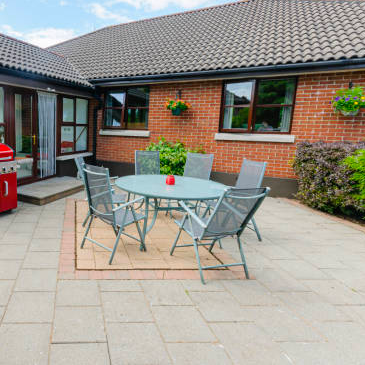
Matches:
[99,129,150,137]
[56,152,93,161]
[214,133,295,143]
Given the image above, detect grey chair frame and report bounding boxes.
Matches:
[183,152,214,180]
[236,159,267,241]
[81,165,147,264]
[135,150,160,175]
[170,187,270,284]
[75,157,125,227]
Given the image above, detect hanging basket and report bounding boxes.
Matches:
[171,108,182,116]
[340,109,359,116]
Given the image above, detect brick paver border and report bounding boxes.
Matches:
[59,199,245,280]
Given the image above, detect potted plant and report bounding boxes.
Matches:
[332,86,365,116]
[165,98,191,116]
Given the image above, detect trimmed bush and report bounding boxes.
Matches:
[146,137,204,176]
[293,141,365,219]
[343,149,365,209]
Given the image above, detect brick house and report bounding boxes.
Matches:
[1,0,365,196]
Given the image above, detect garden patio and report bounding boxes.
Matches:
[0,191,365,364]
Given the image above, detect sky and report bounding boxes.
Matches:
[0,0,234,48]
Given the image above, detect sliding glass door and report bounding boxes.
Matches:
[14,92,38,181]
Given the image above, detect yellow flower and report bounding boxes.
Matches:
[355,101,359,105]
[361,96,365,100]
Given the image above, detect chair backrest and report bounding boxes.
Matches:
[183,152,214,180]
[203,187,269,239]
[236,159,267,189]
[135,150,160,175]
[74,156,85,181]
[83,163,115,224]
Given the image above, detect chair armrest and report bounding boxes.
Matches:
[178,201,207,229]
[113,196,144,211]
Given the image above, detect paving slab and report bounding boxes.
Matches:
[0,324,51,365]
[223,280,281,306]
[0,260,21,279]
[274,260,328,280]
[189,291,255,322]
[0,280,14,305]
[14,269,57,292]
[167,343,232,365]
[152,305,215,342]
[56,280,100,306]
[181,279,226,292]
[211,322,291,365]
[49,343,110,365]
[98,279,142,292]
[276,292,350,322]
[52,306,106,343]
[0,245,27,260]
[28,238,61,252]
[141,280,192,305]
[302,279,365,305]
[3,292,55,323]
[22,252,59,269]
[102,292,153,322]
[107,323,171,365]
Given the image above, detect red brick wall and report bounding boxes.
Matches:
[93,71,365,179]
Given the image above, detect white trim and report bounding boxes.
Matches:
[56,152,93,161]
[214,133,295,143]
[99,129,150,137]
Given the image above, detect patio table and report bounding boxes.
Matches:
[115,174,226,251]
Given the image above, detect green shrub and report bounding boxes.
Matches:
[292,141,365,219]
[343,149,365,209]
[146,137,204,175]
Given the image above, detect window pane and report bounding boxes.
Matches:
[127,87,149,107]
[105,91,125,108]
[76,126,87,151]
[254,106,292,132]
[0,125,4,143]
[126,108,148,129]
[225,82,253,105]
[61,126,74,153]
[104,108,122,127]
[0,87,4,124]
[63,98,74,122]
[257,79,295,105]
[76,99,88,124]
[223,107,249,130]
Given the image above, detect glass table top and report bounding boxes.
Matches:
[115,175,226,200]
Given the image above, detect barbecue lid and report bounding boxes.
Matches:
[0,143,14,162]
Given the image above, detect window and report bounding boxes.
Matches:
[104,87,149,130]
[0,87,5,143]
[60,97,88,154]
[221,78,296,133]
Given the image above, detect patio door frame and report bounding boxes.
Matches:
[6,85,39,185]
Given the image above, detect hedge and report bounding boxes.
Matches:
[292,141,365,219]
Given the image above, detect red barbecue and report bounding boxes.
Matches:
[0,143,17,213]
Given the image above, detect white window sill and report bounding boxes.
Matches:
[214,133,295,143]
[99,129,150,137]
[56,152,93,161]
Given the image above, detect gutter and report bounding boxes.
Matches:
[89,58,365,86]
[0,66,93,91]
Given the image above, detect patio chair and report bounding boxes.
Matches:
[135,150,160,175]
[206,158,267,242]
[81,164,146,263]
[183,152,214,180]
[166,152,214,215]
[170,187,270,284]
[74,157,126,227]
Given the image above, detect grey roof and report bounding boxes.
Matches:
[47,0,365,81]
[0,33,91,87]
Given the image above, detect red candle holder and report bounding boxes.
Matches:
[166,175,175,185]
